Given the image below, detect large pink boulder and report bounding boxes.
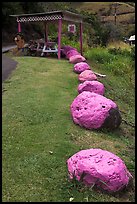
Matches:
[69,55,86,64]
[74,62,91,74]
[67,148,132,193]
[78,80,105,95]
[70,91,122,130]
[79,70,97,82]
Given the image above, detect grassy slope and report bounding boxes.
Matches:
[76,2,135,15]
[2,55,135,202]
[75,2,135,36]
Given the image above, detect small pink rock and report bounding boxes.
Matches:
[78,80,105,95]
[74,62,91,74]
[67,148,132,192]
[70,91,121,130]
[66,50,80,59]
[79,70,97,82]
[61,45,77,56]
[69,55,86,64]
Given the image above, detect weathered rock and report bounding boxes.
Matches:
[79,70,97,82]
[66,50,80,59]
[61,45,77,57]
[69,55,86,64]
[74,62,91,74]
[70,91,122,130]
[78,80,105,95]
[67,148,132,193]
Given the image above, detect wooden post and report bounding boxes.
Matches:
[18,22,21,33]
[80,22,83,56]
[114,3,118,25]
[58,19,62,59]
[17,18,21,32]
[114,7,117,25]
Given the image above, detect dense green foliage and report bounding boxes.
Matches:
[84,47,135,81]
[2,2,135,46]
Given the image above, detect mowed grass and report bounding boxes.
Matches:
[2,55,135,202]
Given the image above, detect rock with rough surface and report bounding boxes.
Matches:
[79,70,97,82]
[69,55,86,64]
[61,45,77,56]
[74,62,91,74]
[67,148,132,192]
[66,50,80,59]
[78,80,105,95]
[70,91,122,130]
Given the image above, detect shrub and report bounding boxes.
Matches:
[61,36,80,51]
[84,46,134,78]
[130,46,135,59]
[85,47,116,64]
[108,48,131,57]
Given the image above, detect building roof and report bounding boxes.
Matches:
[10,10,85,23]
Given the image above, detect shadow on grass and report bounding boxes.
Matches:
[62,175,135,202]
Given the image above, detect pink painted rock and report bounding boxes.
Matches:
[74,62,91,74]
[67,148,132,192]
[79,70,97,82]
[70,91,122,130]
[66,50,80,59]
[61,45,77,56]
[69,55,86,64]
[78,80,105,95]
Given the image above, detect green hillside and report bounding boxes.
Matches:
[74,2,135,37]
[75,2,135,14]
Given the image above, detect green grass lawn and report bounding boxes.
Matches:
[2,55,135,202]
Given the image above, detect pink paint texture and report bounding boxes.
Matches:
[69,55,86,64]
[74,62,91,74]
[67,148,132,192]
[70,91,117,129]
[78,80,105,95]
[66,50,80,59]
[79,70,97,82]
[61,45,77,56]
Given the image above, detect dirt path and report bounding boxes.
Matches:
[2,54,18,82]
